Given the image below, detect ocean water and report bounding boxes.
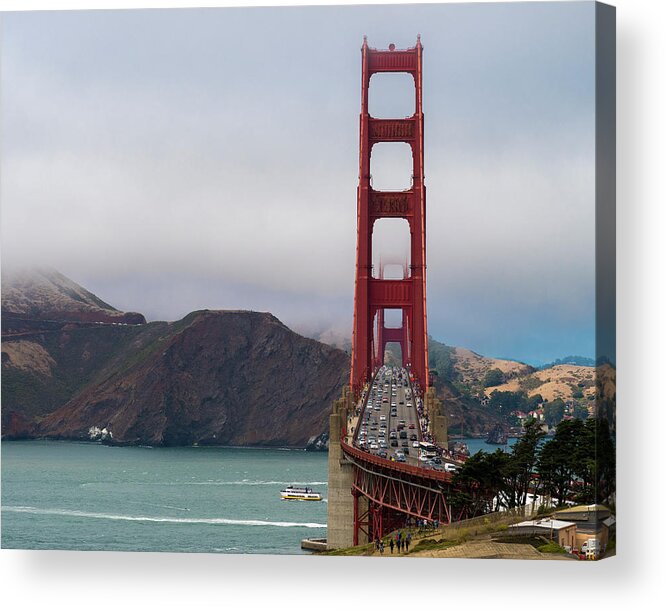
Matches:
[1,441,328,555]
[462,436,519,456]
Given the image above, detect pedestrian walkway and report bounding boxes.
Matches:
[412,540,574,560]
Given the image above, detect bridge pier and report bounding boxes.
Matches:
[425,388,448,450]
[327,388,357,549]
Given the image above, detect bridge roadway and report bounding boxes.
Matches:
[355,366,422,466]
[350,365,462,471]
[329,369,474,545]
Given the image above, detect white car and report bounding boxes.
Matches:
[370,443,379,450]
[412,441,420,448]
[444,463,457,473]
[379,415,387,421]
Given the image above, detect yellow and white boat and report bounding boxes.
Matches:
[280,485,323,501]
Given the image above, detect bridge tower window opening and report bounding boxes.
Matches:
[382,263,407,280]
[369,142,413,191]
[383,308,402,328]
[384,341,403,366]
[368,72,415,119]
[371,218,411,278]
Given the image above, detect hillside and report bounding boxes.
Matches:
[2,268,599,443]
[2,267,145,326]
[37,310,348,446]
[427,338,536,435]
[426,338,597,433]
[1,269,350,446]
[484,363,596,404]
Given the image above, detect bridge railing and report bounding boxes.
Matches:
[341,439,453,483]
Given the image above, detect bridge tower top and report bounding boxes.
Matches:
[351,37,429,396]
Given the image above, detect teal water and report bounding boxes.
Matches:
[1,441,328,554]
[462,437,519,456]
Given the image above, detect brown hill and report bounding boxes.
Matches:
[484,363,596,404]
[452,347,534,387]
[2,309,349,447]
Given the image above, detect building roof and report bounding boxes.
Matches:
[553,504,611,521]
[510,519,576,531]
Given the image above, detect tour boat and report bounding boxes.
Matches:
[280,485,323,501]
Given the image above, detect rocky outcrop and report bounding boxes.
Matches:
[305,432,329,451]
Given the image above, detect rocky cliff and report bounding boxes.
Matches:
[1,270,349,447]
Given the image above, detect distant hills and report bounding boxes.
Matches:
[1,268,600,445]
[540,355,596,369]
[1,268,348,446]
[2,267,145,325]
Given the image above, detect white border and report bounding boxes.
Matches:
[1,0,663,607]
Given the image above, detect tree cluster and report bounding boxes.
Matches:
[450,418,615,518]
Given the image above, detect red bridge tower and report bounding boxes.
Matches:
[350,36,429,395]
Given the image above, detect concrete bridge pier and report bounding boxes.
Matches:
[426,387,449,450]
[327,387,367,549]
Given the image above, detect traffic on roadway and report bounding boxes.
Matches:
[353,366,458,473]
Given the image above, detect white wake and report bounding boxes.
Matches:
[2,506,326,528]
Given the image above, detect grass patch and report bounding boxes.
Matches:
[495,534,565,554]
[537,541,566,554]
[414,538,460,552]
[322,543,374,556]
[494,535,546,549]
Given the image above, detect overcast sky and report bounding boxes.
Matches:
[1,2,597,365]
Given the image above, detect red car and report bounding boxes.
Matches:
[408,423,415,429]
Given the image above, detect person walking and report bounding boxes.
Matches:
[379,540,385,555]
[405,533,411,553]
[389,538,394,554]
[396,538,401,553]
